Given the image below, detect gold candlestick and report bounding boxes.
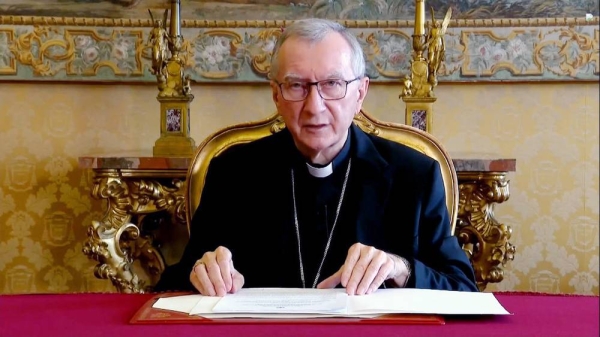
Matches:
[169,0,181,38]
[401,1,452,134]
[415,0,425,36]
[149,0,196,157]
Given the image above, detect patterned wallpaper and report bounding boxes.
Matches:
[0,81,598,295]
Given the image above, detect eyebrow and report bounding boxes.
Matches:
[282,71,348,82]
[282,75,304,82]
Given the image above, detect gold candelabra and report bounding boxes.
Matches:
[401,0,452,133]
[148,0,195,157]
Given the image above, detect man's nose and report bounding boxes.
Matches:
[303,84,325,113]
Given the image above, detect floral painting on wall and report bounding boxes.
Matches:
[0,0,598,83]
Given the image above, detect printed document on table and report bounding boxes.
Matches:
[152,288,511,317]
[210,288,348,314]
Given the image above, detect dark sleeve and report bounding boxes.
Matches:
[155,154,240,292]
[404,161,479,292]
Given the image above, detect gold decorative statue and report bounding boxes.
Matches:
[147,9,169,77]
[401,77,413,97]
[147,3,189,99]
[425,6,452,88]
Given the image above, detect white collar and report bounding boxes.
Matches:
[305,162,333,178]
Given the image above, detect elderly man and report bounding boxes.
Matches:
[155,18,477,296]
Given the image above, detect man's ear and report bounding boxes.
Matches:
[270,81,280,107]
[356,76,370,112]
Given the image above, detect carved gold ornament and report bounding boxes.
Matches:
[456,173,516,290]
[82,171,186,293]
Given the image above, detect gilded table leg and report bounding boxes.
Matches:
[82,169,186,293]
[456,172,516,291]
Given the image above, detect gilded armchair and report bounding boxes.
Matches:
[187,109,458,234]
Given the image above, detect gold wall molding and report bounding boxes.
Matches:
[0,28,17,75]
[1,15,598,28]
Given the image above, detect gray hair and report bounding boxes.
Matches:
[268,18,366,80]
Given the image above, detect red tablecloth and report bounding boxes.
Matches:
[0,292,598,337]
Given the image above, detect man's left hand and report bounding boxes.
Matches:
[317,243,408,295]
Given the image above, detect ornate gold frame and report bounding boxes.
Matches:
[0,16,597,28]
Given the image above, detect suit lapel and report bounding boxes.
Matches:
[350,125,394,249]
[266,129,302,272]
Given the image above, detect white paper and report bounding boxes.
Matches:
[347,288,510,315]
[153,294,203,313]
[211,288,348,314]
[189,296,222,315]
[151,288,511,318]
[195,313,380,319]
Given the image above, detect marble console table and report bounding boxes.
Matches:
[79,152,516,293]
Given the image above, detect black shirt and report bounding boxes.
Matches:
[290,133,353,287]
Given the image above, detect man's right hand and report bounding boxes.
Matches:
[189,246,245,296]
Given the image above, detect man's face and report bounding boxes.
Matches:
[270,33,369,162]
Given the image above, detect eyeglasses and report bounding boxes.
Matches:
[276,77,362,102]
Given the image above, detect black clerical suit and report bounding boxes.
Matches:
[155,124,478,292]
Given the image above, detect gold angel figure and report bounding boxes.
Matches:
[426,6,452,88]
[147,9,170,76]
[400,76,413,98]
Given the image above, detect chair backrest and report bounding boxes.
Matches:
[186,110,459,234]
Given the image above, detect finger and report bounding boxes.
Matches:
[189,268,203,293]
[345,246,373,295]
[205,259,227,297]
[356,252,390,295]
[230,267,245,293]
[366,265,392,294]
[201,251,228,296]
[340,244,362,288]
[191,261,216,296]
[316,268,342,289]
[215,247,233,292]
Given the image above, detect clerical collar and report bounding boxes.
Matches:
[306,163,333,178]
[305,132,351,178]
